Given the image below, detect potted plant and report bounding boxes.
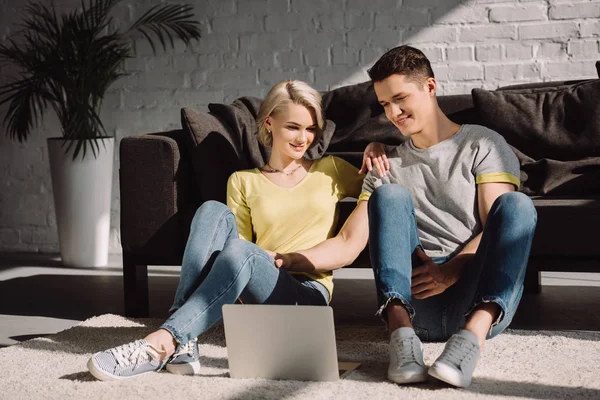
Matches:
[0,0,202,267]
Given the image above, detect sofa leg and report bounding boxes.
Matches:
[123,253,150,317]
[524,267,541,294]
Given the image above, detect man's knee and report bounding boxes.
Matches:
[369,184,413,211]
[493,192,537,223]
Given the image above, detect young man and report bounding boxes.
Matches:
[273,45,536,388]
[356,45,537,387]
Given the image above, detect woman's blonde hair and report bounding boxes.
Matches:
[257,80,325,147]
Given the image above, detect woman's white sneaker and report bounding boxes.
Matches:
[165,337,201,375]
[87,339,167,381]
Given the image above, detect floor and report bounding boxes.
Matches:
[1,253,600,348]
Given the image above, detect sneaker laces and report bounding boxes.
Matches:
[110,340,163,368]
[173,338,196,358]
[393,337,418,365]
[442,337,476,367]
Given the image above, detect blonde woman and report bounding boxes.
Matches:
[87,80,368,381]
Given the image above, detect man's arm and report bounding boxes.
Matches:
[444,182,516,276]
[273,201,369,273]
[411,182,515,298]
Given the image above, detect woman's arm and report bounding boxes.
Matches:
[226,172,254,241]
[272,201,369,273]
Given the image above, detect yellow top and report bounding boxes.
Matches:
[226,156,363,300]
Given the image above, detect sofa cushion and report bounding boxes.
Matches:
[181,107,244,202]
[496,79,591,91]
[181,98,268,171]
[472,80,600,196]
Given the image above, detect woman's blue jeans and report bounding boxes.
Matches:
[368,184,537,342]
[161,201,328,345]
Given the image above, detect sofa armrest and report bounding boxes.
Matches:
[119,130,199,260]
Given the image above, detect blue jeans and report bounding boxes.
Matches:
[368,185,537,342]
[161,201,329,345]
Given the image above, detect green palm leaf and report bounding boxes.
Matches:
[0,0,202,159]
[128,4,202,54]
[0,77,52,142]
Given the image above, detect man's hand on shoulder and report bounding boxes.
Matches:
[411,248,462,299]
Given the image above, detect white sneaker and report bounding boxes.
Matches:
[87,339,167,381]
[165,338,201,375]
[428,329,481,388]
[387,327,428,384]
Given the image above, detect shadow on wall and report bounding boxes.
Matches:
[337,0,468,89]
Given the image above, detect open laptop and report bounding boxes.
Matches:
[222,304,360,381]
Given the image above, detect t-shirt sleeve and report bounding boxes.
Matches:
[473,132,521,189]
[226,172,253,241]
[358,170,383,202]
[331,156,364,198]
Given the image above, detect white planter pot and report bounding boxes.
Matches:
[47,137,114,267]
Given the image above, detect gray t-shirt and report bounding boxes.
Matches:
[359,124,520,258]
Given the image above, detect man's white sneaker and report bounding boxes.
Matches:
[428,329,481,388]
[387,327,428,384]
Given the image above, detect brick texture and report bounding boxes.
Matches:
[0,0,598,253]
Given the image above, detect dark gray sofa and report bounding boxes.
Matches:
[120,77,600,317]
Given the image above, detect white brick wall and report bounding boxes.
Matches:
[1,0,599,254]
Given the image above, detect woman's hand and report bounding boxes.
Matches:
[411,248,456,299]
[359,142,389,177]
[265,250,287,269]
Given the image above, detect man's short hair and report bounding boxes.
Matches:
[367,45,434,83]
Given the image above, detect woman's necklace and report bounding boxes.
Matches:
[263,162,303,176]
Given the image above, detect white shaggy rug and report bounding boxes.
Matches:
[1,314,599,400]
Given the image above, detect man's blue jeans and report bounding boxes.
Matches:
[368,185,537,342]
[161,201,329,345]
